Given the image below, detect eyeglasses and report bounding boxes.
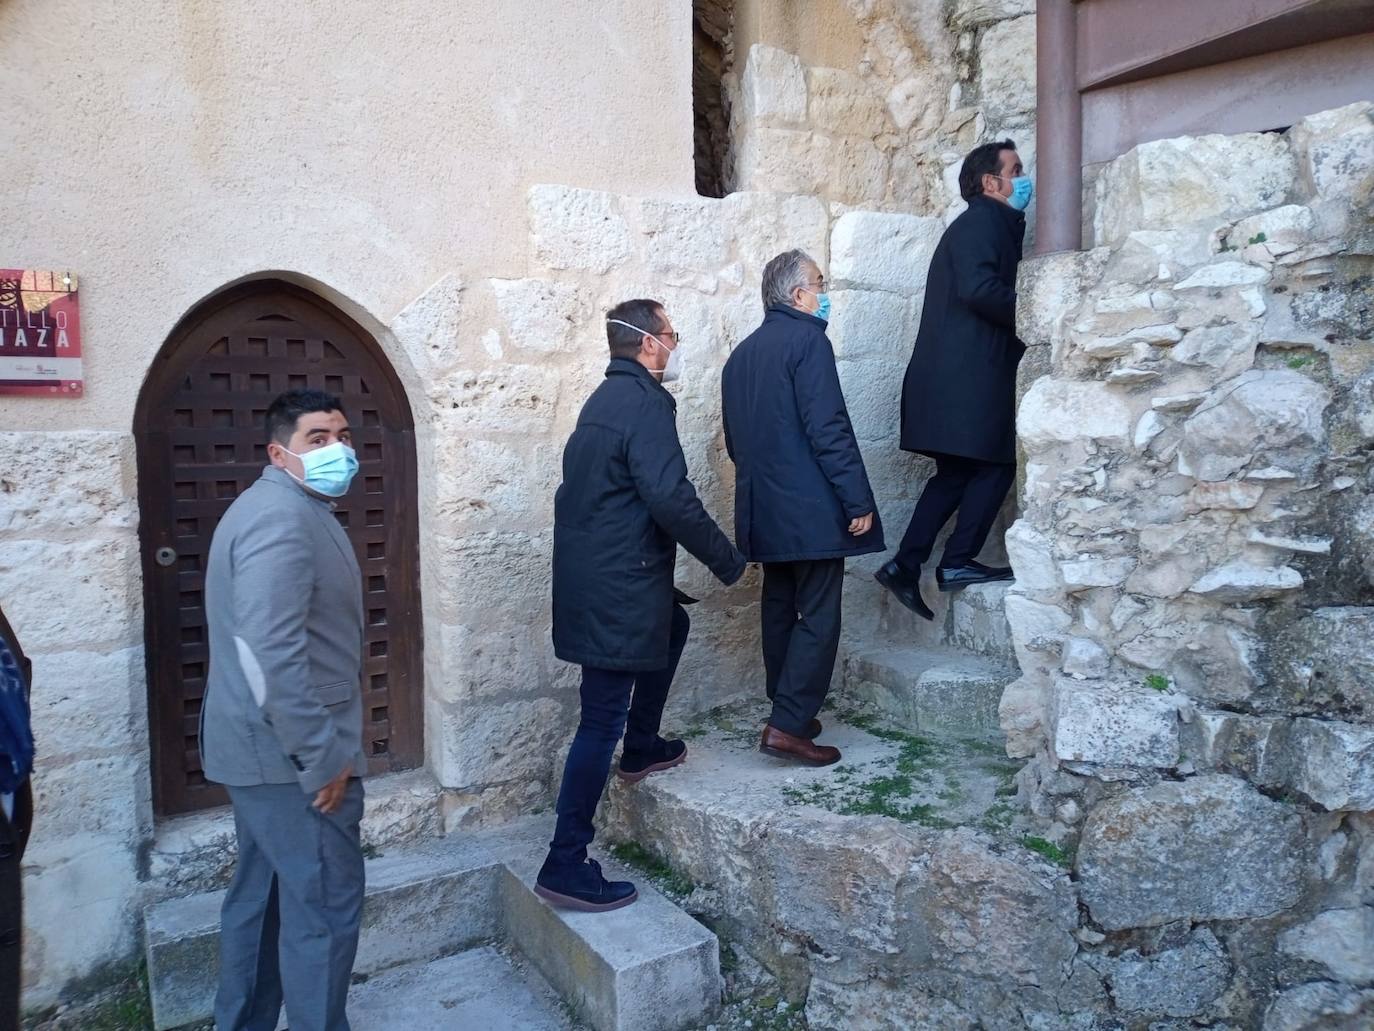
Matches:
[657,331,682,346]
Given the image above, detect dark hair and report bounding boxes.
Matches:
[959,139,1017,201]
[265,389,345,445]
[605,299,666,360]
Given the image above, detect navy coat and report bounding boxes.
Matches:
[901,194,1026,464]
[553,358,745,672]
[721,305,885,563]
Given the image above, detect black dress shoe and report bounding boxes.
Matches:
[874,560,934,621]
[535,858,638,912]
[936,563,1016,592]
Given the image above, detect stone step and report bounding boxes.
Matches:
[601,699,1081,1030]
[843,643,1018,738]
[347,945,574,1030]
[946,580,1015,662]
[143,816,719,1031]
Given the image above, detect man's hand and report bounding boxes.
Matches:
[312,766,352,814]
[848,512,874,536]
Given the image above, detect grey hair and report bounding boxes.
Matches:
[761,249,816,311]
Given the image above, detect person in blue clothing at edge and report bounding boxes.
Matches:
[876,139,1031,620]
[536,299,746,913]
[721,250,885,768]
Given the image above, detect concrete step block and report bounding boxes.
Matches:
[145,836,501,1030]
[347,945,574,1030]
[947,581,1016,662]
[844,644,1017,736]
[484,819,721,1031]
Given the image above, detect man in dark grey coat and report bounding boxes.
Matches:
[876,139,1030,620]
[722,251,884,766]
[203,389,367,1031]
[538,299,745,912]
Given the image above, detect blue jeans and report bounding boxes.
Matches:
[546,604,689,869]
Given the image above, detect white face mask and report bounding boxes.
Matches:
[608,318,684,385]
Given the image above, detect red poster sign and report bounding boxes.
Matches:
[0,269,83,396]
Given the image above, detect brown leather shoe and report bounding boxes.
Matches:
[760,724,841,766]
[803,718,823,739]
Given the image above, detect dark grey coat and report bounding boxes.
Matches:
[552,359,744,672]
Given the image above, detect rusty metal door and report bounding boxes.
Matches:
[135,282,423,816]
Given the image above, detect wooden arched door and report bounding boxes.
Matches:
[135,281,423,816]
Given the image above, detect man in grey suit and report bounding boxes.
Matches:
[202,388,368,1031]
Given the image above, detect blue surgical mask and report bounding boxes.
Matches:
[801,287,831,323]
[282,441,359,498]
[1004,175,1034,211]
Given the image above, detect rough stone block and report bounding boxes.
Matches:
[948,582,1015,662]
[1061,637,1108,678]
[906,827,1078,990]
[1268,607,1374,721]
[491,278,588,354]
[1078,775,1305,930]
[1288,101,1374,200]
[0,535,141,653]
[1016,248,1109,349]
[1277,906,1374,986]
[1018,379,1132,451]
[390,273,463,396]
[1060,555,1137,590]
[1284,718,1374,811]
[727,192,831,272]
[1230,205,1318,257]
[810,133,890,207]
[952,0,1035,29]
[529,185,632,274]
[433,695,572,792]
[1050,678,1180,768]
[977,16,1037,127]
[1262,981,1374,1030]
[831,211,945,296]
[1172,322,1260,380]
[739,44,807,128]
[1087,928,1231,1018]
[1094,132,1296,245]
[1187,562,1303,602]
[1178,369,1329,481]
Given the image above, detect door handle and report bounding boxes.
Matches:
[155,546,179,568]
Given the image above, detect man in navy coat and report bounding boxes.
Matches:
[722,251,884,766]
[876,139,1029,620]
[539,298,745,912]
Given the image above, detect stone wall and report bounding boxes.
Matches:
[729,0,1036,221]
[1004,102,1374,1027]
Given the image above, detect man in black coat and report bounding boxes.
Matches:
[0,605,34,1031]
[537,298,745,912]
[876,139,1030,620]
[722,250,884,766]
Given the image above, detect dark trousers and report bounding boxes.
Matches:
[897,454,1015,573]
[0,784,29,1031]
[761,559,844,737]
[547,604,689,869]
[215,779,365,1031]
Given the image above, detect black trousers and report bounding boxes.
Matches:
[897,454,1015,573]
[0,782,31,1031]
[761,559,844,737]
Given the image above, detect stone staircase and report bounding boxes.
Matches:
[599,581,1105,1028]
[142,817,720,1031]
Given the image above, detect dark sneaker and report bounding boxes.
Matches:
[535,858,638,912]
[617,738,688,784]
[936,563,1015,592]
[874,560,934,621]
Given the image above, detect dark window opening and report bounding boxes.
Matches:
[693,0,735,197]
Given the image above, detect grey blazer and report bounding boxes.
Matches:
[201,466,368,794]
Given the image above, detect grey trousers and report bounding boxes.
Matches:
[214,779,365,1031]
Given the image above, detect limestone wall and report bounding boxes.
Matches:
[729,0,1036,220]
[1005,103,1374,1025]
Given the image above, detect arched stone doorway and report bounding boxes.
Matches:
[135,280,424,816]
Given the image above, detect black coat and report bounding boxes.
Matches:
[552,358,745,672]
[901,195,1027,464]
[721,305,885,562]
